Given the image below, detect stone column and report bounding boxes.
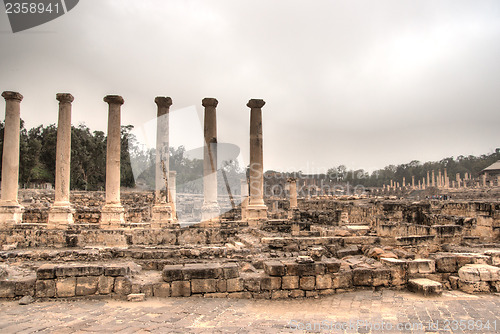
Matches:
[431,170,435,187]
[411,176,415,189]
[168,171,177,220]
[402,177,406,188]
[437,170,442,188]
[48,93,75,229]
[418,180,421,189]
[482,174,487,187]
[456,173,461,188]
[426,171,430,187]
[201,98,220,222]
[100,95,125,228]
[288,178,298,209]
[246,99,268,223]
[151,97,174,227]
[0,91,24,227]
[444,169,449,188]
[422,177,426,189]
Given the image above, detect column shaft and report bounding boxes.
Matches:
[100,95,125,228]
[246,99,267,222]
[48,93,75,229]
[0,91,24,227]
[201,98,220,222]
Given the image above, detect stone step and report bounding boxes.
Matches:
[408,278,443,296]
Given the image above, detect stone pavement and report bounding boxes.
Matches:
[0,290,499,333]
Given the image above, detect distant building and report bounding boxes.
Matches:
[481,160,500,179]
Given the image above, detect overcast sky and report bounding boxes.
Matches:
[1,0,499,173]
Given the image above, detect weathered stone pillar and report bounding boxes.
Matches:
[426,171,430,187]
[288,178,298,209]
[100,95,125,228]
[402,177,406,188]
[411,176,415,189]
[48,93,75,229]
[246,99,268,223]
[431,170,435,187]
[151,97,174,227]
[437,170,442,188]
[482,174,487,187]
[201,98,220,222]
[0,91,24,227]
[422,177,426,189]
[444,169,449,188]
[418,180,421,189]
[456,173,461,188]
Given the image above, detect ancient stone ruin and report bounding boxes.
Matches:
[0,91,499,301]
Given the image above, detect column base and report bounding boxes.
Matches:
[47,205,74,230]
[151,204,177,228]
[0,205,24,229]
[246,204,268,227]
[201,202,221,223]
[100,205,125,229]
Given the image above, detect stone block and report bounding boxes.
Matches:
[434,255,458,273]
[285,262,324,277]
[353,268,373,286]
[243,277,261,292]
[289,289,305,298]
[183,263,223,280]
[55,265,104,277]
[114,277,132,295]
[281,276,299,290]
[162,265,184,282]
[408,259,435,275]
[261,277,281,291]
[191,279,217,294]
[306,290,319,298]
[315,274,332,290]
[36,280,56,298]
[323,259,341,273]
[217,279,227,292]
[56,277,76,297]
[15,277,36,297]
[449,276,459,290]
[459,264,500,282]
[408,278,443,296]
[226,278,244,292]
[0,280,16,298]
[37,264,57,279]
[332,271,353,289]
[153,283,170,297]
[76,276,99,296]
[104,265,130,277]
[227,291,252,299]
[127,293,145,302]
[372,269,391,287]
[263,261,285,276]
[222,263,239,279]
[271,290,290,299]
[458,280,490,293]
[171,281,191,297]
[98,276,114,295]
[299,276,315,290]
[253,291,270,299]
[319,289,335,296]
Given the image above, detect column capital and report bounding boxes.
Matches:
[155,96,172,108]
[103,95,124,105]
[202,98,218,107]
[2,91,23,102]
[247,99,265,109]
[56,93,74,103]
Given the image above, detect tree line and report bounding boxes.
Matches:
[0,121,244,193]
